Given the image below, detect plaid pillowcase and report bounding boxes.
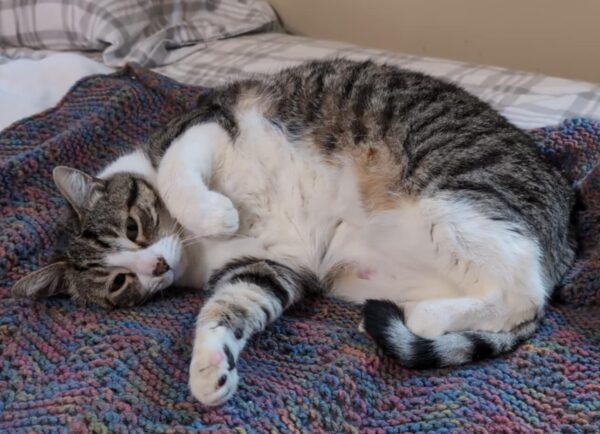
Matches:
[0,0,279,67]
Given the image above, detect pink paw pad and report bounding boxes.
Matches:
[209,351,224,366]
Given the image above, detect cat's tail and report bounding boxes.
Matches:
[362,299,540,368]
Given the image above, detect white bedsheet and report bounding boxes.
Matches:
[0,53,112,131]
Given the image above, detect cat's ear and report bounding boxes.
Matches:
[53,166,106,218]
[12,262,70,298]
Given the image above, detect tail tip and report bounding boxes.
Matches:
[362,299,404,339]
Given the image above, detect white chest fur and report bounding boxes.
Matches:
[213,110,368,275]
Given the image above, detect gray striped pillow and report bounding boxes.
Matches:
[0,0,279,67]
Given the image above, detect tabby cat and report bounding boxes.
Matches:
[13,59,574,406]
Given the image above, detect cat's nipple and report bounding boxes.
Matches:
[357,267,376,280]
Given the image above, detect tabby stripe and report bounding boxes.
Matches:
[404,135,460,178]
[409,101,453,137]
[305,66,329,124]
[216,303,248,329]
[323,134,338,153]
[380,94,397,139]
[212,104,239,140]
[441,179,526,219]
[280,73,303,119]
[380,73,406,139]
[148,101,239,166]
[126,179,138,209]
[229,272,291,307]
[352,85,373,143]
[150,110,209,163]
[264,260,322,295]
[72,264,88,272]
[341,61,370,101]
[496,173,546,208]
[73,261,102,271]
[263,259,297,274]
[397,95,425,120]
[394,95,431,146]
[285,120,304,138]
[407,134,498,181]
[206,256,265,290]
[81,230,111,249]
[414,123,499,152]
[319,122,344,153]
[442,148,506,179]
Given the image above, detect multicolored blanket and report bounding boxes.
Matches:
[0,67,598,433]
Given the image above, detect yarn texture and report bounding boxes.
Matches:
[0,66,598,433]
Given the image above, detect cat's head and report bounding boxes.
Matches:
[12,166,187,308]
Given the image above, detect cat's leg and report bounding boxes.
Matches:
[399,197,548,338]
[157,122,239,237]
[356,210,548,367]
[188,257,317,406]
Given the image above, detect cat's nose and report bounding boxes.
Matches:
[153,257,170,276]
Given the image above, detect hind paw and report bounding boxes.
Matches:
[404,303,449,338]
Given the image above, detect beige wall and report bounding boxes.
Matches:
[268,0,600,83]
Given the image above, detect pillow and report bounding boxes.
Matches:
[0,0,279,67]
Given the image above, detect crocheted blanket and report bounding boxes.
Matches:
[0,67,598,433]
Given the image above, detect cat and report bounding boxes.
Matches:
[12,59,574,406]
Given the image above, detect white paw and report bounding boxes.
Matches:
[182,191,239,237]
[404,303,449,338]
[189,325,239,406]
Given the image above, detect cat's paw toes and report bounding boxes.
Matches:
[189,356,238,406]
[404,304,448,338]
[189,327,239,406]
[188,192,239,237]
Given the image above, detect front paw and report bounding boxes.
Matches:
[182,191,240,237]
[189,326,239,406]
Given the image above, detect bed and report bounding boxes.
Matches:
[1,1,599,432]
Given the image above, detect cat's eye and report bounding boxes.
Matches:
[109,273,127,293]
[126,217,138,241]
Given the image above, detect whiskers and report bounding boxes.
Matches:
[137,290,153,306]
[167,220,204,247]
[181,233,206,247]
[171,219,245,248]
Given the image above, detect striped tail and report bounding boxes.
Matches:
[362,300,540,368]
